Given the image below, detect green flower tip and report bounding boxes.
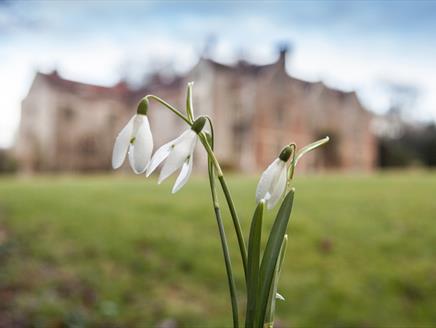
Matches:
[191,116,206,134]
[137,98,149,115]
[279,145,293,162]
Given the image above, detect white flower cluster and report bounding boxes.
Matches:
[112,111,204,193]
[111,94,328,210]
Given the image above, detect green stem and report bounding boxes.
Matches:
[145,95,192,125]
[199,133,223,176]
[218,175,248,279]
[287,144,297,189]
[208,160,239,328]
[147,94,248,277]
[143,94,244,325]
[199,134,248,279]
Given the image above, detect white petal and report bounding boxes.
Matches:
[128,144,135,172]
[112,116,134,169]
[255,158,282,203]
[158,130,197,184]
[276,292,285,301]
[266,161,287,209]
[129,116,153,174]
[172,155,193,193]
[145,129,191,177]
[131,114,143,137]
[146,144,172,177]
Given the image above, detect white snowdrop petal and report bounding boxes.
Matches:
[128,145,137,173]
[131,114,143,137]
[178,129,198,149]
[255,158,281,203]
[173,129,193,144]
[146,143,172,177]
[158,148,190,184]
[172,155,194,193]
[112,116,134,169]
[276,292,285,301]
[188,132,198,153]
[267,162,287,209]
[130,116,153,174]
[158,131,197,184]
[146,129,192,177]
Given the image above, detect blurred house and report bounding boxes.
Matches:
[15,47,376,173]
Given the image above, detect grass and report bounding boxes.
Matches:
[0,172,435,327]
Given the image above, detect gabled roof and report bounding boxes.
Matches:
[31,70,185,104]
[195,55,364,108]
[198,57,277,75]
[34,71,133,99]
[199,53,356,98]
[29,53,367,113]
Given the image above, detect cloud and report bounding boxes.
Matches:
[1,1,436,147]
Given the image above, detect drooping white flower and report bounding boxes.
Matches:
[256,146,292,209]
[112,113,153,174]
[146,117,206,193]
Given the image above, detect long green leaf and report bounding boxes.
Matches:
[264,234,288,327]
[245,201,265,328]
[255,189,295,327]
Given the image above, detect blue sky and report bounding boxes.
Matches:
[1,0,436,147]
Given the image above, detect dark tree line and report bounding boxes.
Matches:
[379,123,436,167]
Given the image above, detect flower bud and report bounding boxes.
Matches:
[191,116,206,134]
[137,98,149,115]
[278,145,292,162]
[186,82,194,122]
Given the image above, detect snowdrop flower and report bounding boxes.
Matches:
[112,99,153,174]
[146,116,206,193]
[255,145,292,209]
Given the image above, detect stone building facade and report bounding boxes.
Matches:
[15,49,376,173]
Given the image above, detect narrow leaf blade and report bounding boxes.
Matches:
[265,234,288,326]
[245,201,264,328]
[256,189,295,327]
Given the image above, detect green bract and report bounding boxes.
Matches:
[136,97,149,115]
[191,116,206,134]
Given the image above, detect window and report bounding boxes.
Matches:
[79,137,97,156]
[314,131,340,168]
[62,106,75,121]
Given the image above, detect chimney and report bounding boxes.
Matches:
[277,42,291,70]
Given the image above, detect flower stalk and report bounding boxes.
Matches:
[207,142,239,328]
[199,133,248,277]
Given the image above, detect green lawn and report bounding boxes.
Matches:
[0,173,435,327]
